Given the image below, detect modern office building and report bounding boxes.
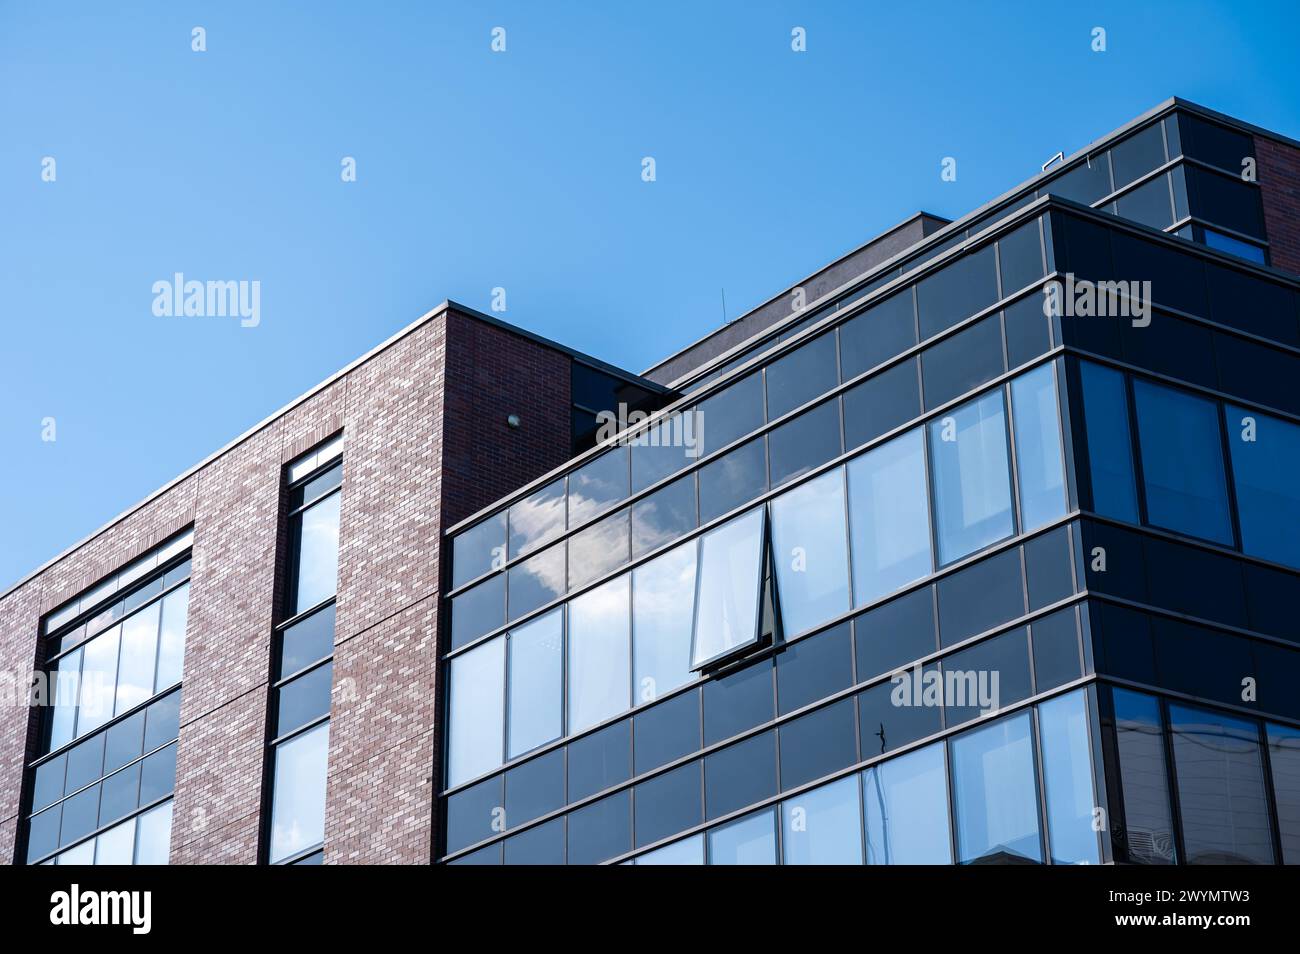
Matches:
[4,97,1300,866]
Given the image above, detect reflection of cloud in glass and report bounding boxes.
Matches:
[514,545,566,602]
[509,480,566,557]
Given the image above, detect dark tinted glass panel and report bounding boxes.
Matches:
[698,437,766,524]
[60,786,98,847]
[634,762,702,848]
[449,844,501,865]
[1214,333,1300,419]
[766,333,838,420]
[567,720,631,802]
[842,358,920,450]
[1267,724,1300,864]
[279,603,336,678]
[941,628,1031,727]
[504,748,565,829]
[839,290,917,379]
[28,806,60,862]
[1078,361,1139,522]
[1152,618,1251,708]
[446,776,503,853]
[1111,233,1207,318]
[1226,406,1300,569]
[702,659,774,746]
[1205,265,1300,346]
[143,690,181,752]
[65,732,105,792]
[917,245,998,340]
[767,399,841,488]
[32,755,66,813]
[567,508,629,590]
[778,699,857,790]
[1168,703,1274,864]
[507,544,565,621]
[568,446,629,525]
[858,670,943,757]
[1243,562,1300,644]
[1004,294,1052,369]
[1142,536,1247,629]
[1057,213,1114,284]
[508,478,565,559]
[1024,525,1074,610]
[504,817,565,865]
[1115,175,1174,229]
[276,662,332,737]
[697,374,764,456]
[1178,113,1251,171]
[567,790,631,865]
[1110,124,1166,187]
[453,512,507,589]
[998,219,1044,295]
[776,623,852,716]
[921,314,1005,410]
[1046,154,1112,205]
[98,761,140,825]
[633,691,700,774]
[138,742,176,804]
[1187,166,1264,238]
[450,574,505,651]
[937,548,1024,649]
[704,730,777,820]
[631,474,696,559]
[1032,608,1082,691]
[104,711,145,773]
[1093,602,1157,684]
[854,587,937,682]
[631,417,698,493]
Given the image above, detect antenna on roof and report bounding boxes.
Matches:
[1041,150,1065,172]
[721,288,728,324]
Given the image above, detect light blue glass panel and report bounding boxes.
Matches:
[708,808,777,865]
[690,507,766,669]
[269,722,329,863]
[781,775,863,865]
[293,492,341,614]
[635,834,704,865]
[950,711,1042,863]
[847,428,932,605]
[928,390,1014,564]
[1038,689,1101,864]
[770,468,851,637]
[862,741,951,864]
[632,541,697,705]
[447,636,504,787]
[1011,364,1067,530]
[568,575,631,733]
[507,609,563,758]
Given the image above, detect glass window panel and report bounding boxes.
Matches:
[508,478,566,560]
[453,512,507,589]
[65,731,105,793]
[633,690,700,774]
[59,785,99,847]
[631,416,698,493]
[138,742,176,805]
[568,575,631,734]
[916,245,998,340]
[848,428,932,606]
[450,574,504,652]
[634,762,702,848]
[567,508,629,590]
[447,636,504,787]
[155,583,188,691]
[853,586,937,683]
[702,658,774,746]
[77,626,121,737]
[704,730,777,820]
[767,399,842,489]
[449,844,501,865]
[998,219,1045,295]
[278,602,335,680]
[1201,227,1266,264]
[863,741,952,864]
[779,699,857,791]
[1110,124,1166,187]
[697,373,765,456]
[1111,688,1176,864]
[1115,174,1174,229]
[781,775,863,865]
[1024,525,1074,610]
[133,800,172,865]
[57,840,95,865]
[1187,166,1265,238]
[1132,379,1233,545]
[842,359,921,452]
[1168,703,1274,864]
[504,748,564,829]
[928,389,1014,565]
[1011,363,1067,531]
[28,805,61,863]
[122,577,162,614]
[98,761,141,826]
[275,662,333,737]
[567,719,631,802]
[1078,361,1139,522]
[921,314,1005,411]
[1267,723,1300,864]
[858,668,943,757]
[709,807,777,865]
[776,622,851,716]
[950,711,1042,864]
[770,469,850,637]
[1031,608,1082,692]
[631,474,696,559]
[507,543,566,622]
[1038,689,1100,865]
[691,508,766,670]
[48,647,81,753]
[698,437,766,525]
[290,492,340,615]
[936,547,1024,649]
[93,816,135,865]
[1004,294,1052,370]
[941,628,1032,727]
[568,445,629,525]
[839,291,917,380]
[635,833,703,865]
[1226,405,1300,568]
[31,754,66,813]
[269,723,329,863]
[632,542,697,705]
[1045,153,1112,205]
[567,789,631,865]
[143,690,181,752]
[503,817,565,865]
[446,776,502,853]
[114,601,160,716]
[507,609,563,759]
[765,333,838,420]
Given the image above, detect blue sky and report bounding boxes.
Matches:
[2,0,1298,590]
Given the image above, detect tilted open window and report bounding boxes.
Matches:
[689,506,770,671]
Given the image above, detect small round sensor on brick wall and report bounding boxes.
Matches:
[506,413,521,429]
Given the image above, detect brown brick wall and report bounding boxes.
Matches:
[1255,135,1300,277]
[0,302,577,865]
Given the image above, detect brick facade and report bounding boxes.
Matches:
[1255,134,1300,277]
[0,303,575,865]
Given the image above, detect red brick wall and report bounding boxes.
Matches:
[0,303,576,866]
[1255,135,1300,277]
